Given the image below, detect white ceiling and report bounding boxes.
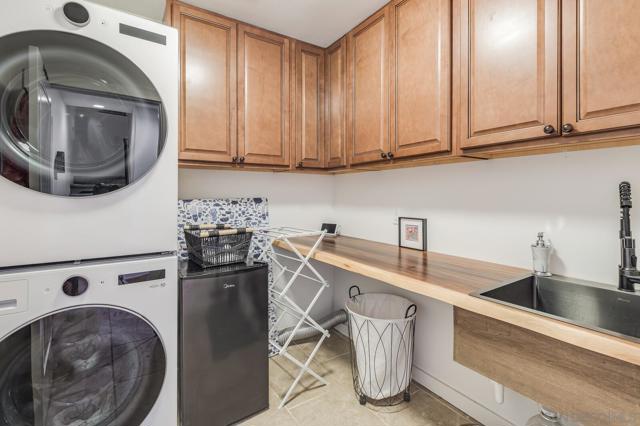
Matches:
[90,0,389,47]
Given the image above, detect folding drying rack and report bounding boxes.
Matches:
[254,227,331,408]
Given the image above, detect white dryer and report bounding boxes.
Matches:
[0,0,178,267]
[0,253,177,426]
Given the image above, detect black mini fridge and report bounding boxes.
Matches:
[179,261,269,426]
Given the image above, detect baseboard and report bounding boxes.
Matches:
[334,322,348,337]
[332,323,513,426]
[411,366,514,426]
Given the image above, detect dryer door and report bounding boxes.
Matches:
[0,306,166,426]
[0,30,166,197]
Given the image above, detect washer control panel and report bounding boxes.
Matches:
[118,269,166,286]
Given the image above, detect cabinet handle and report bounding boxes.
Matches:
[232,156,238,163]
[387,152,394,159]
[381,152,388,159]
[239,157,245,163]
[297,162,304,168]
[543,125,555,135]
[562,123,574,133]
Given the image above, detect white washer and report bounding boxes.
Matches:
[0,0,178,267]
[0,253,177,426]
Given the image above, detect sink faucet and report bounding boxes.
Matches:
[618,182,640,292]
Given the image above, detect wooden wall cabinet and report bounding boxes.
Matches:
[325,38,347,169]
[174,4,237,163]
[347,8,391,166]
[238,25,291,166]
[294,42,325,169]
[562,0,640,135]
[172,0,640,173]
[455,0,560,151]
[389,0,451,158]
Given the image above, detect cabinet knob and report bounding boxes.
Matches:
[239,157,245,163]
[232,156,238,163]
[562,123,574,133]
[387,152,394,159]
[381,152,388,159]
[543,125,555,135]
[297,161,303,168]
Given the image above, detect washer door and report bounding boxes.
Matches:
[0,30,166,197]
[0,307,166,426]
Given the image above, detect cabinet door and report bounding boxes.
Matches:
[390,0,451,158]
[347,8,390,165]
[457,0,559,149]
[325,38,347,168]
[563,0,640,134]
[238,25,290,166]
[294,43,325,168]
[174,4,237,163]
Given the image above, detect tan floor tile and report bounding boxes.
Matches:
[292,332,352,364]
[371,388,469,426]
[241,390,298,426]
[289,381,387,426]
[316,353,354,387]
[268,348,330,408]
[268,333,478,426]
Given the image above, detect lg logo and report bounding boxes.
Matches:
[223,283,237,289]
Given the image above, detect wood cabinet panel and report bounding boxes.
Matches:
[390,0,451,158]
[457,0,560,149]
[563,0,640,135]
[454,308,640,426]
[174,4,237,162]
[347,8,390,165]
[294,43,325,168]
[238,25,290,166]
[325,38,347,169]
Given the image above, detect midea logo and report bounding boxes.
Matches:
[224,283,237,289]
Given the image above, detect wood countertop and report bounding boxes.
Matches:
[274,235,640,367]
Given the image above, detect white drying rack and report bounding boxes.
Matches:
[254,226,331,408]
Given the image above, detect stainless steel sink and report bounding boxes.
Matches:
[473,274,640,343]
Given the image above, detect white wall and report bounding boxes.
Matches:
[179,169,336,229]
[333,147,640,286]
[330,146,640,425]
[179,146,640,425]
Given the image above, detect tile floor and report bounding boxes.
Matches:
[242,333,482,426]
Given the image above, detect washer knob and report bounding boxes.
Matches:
[63,2,90,27]
[63,276,89,296]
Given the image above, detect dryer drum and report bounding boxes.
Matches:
[0,306,166,426]
[0,30,167,197]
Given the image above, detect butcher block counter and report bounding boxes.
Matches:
[274,235,640,367]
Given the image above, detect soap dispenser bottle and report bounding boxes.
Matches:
[532,232,552,277]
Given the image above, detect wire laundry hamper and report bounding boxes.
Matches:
[184,224,253,267]
[346,286,417,406]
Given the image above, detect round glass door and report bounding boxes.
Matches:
[0,307,166,426]
[0,30,167,196]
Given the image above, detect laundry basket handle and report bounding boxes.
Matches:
[348,286,361,299]
[405,304,417,318]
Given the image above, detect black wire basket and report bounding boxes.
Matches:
[184,224,253,268]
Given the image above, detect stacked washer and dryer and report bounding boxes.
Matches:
[0,1,179,425]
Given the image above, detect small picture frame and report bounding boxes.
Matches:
[398,217,427,251]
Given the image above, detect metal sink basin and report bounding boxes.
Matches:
[473,275,640,343]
